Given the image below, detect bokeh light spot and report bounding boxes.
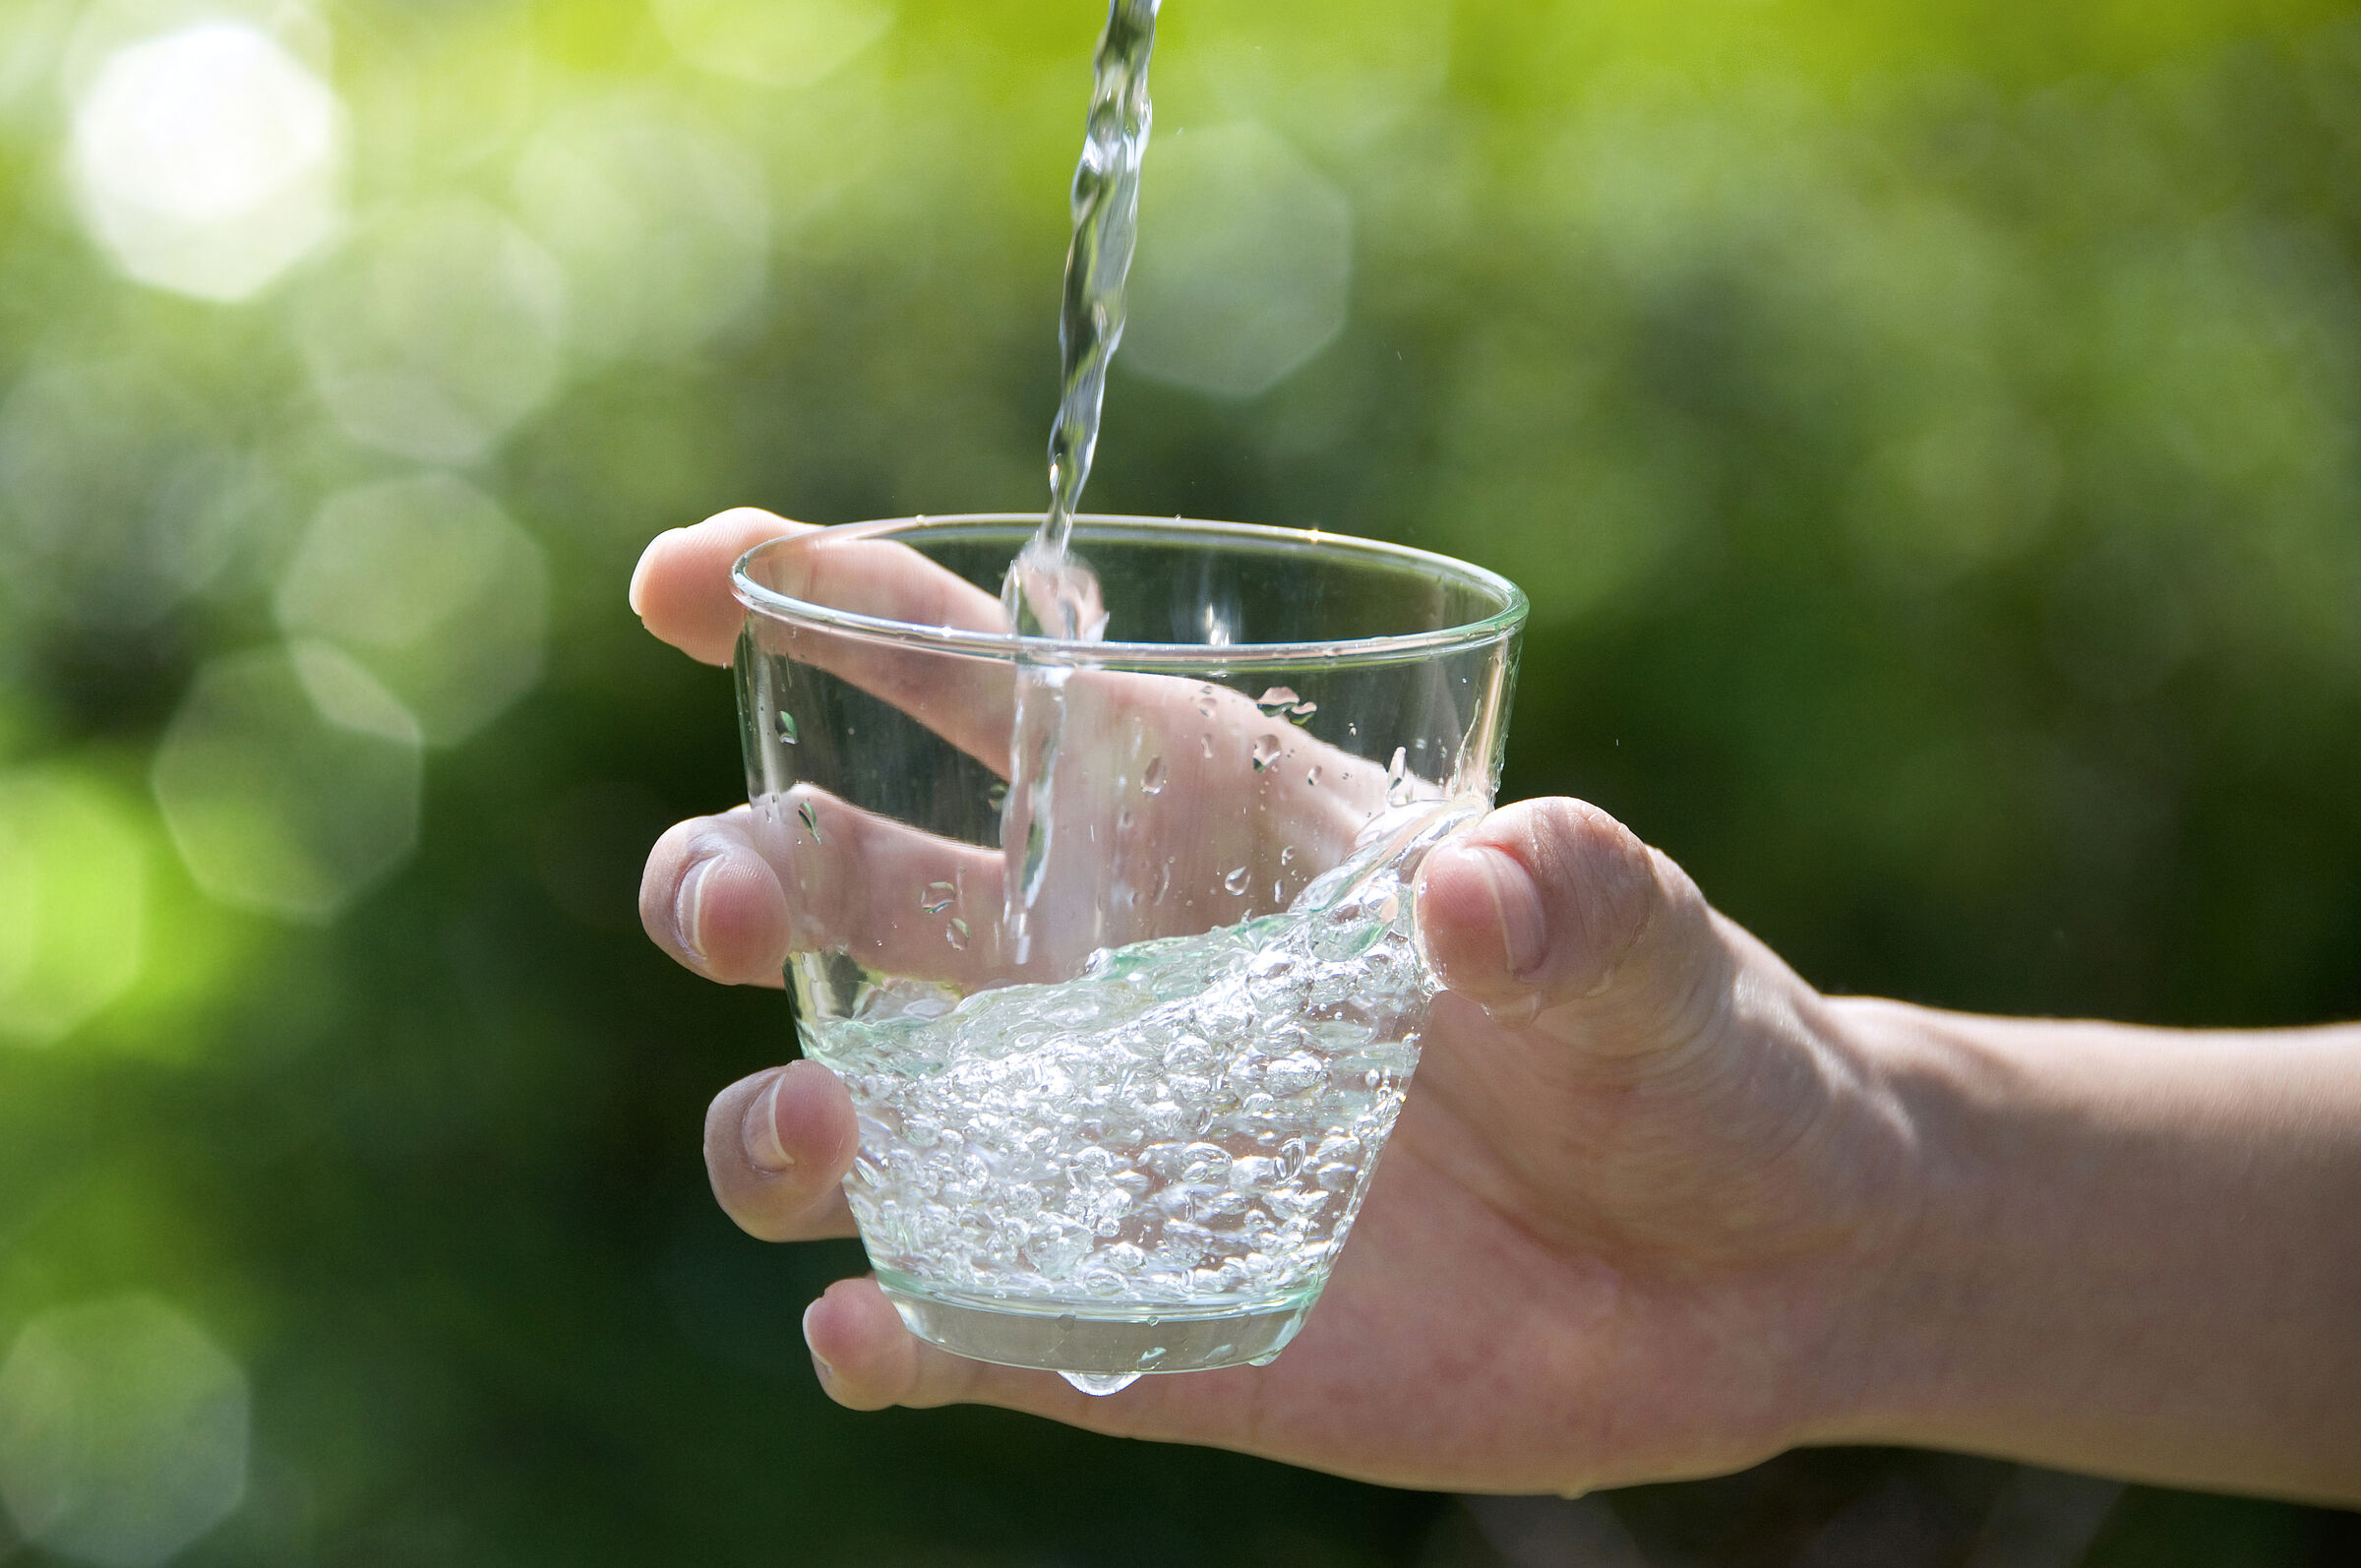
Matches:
[0,768,147,1048]
[0,362,268,630]
[274,473,549,745]
[151,642,421,923]
[67,21,342,303]
[297,198,568,464]
[514,104,769,362]
[0,1295,249,1568]
[652,0,892,90]
[1122,123,1352,399]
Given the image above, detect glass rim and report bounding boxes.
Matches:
[731,513,1529,667]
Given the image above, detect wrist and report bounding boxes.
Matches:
[1798,997,2009,1453]
[1800,999,2361,1503]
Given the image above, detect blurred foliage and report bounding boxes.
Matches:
[0,0,2357,1562]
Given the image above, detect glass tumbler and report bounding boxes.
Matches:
[732,515,1525,1391]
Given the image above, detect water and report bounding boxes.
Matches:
[807,864,1431,1390]
[993,0,1158,974]
[1003,0,1158,637]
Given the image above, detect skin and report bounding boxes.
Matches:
[636,509,2361,1505]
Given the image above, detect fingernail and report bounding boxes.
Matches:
[675,856,715,965]
[744,1069,795,1174]
[1467,845,1547,979]
[627,529,676,618]
[1485,991,1544,1031]
[802,1298,834,1381]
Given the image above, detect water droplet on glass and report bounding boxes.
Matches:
[1061,1370,1141,1395]
[1305,765,1322,788]
[920,881,956,914]
[1224,867,1250,895]
[1194,687,1218,719]
[775,709,798,744]
[1254,686,1299,714]
[1250,734,1282,771]
[1199,734,1213,759]
[988,780,1009,811]
[946,917,970,950]
[1385,746,1415,805]
[797,800,821,841]
[1289,700,1317,719]
[1141,756,1167,795]
[1248,1352,1282,1367]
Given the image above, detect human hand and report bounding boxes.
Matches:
[649,510,1402,986]
[636,509,1923,1494]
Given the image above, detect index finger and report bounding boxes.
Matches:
[630,508,815,666]
[633,509,1023,769]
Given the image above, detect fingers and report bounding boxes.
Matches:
[1415,797,1730,1051]
[636,510,1019,768]
[642,793,1011,988]
[632,509,815,666]
[641,807,793,986]
[705,1062,860,1241]
[800,1276,1260,1439]
[750,529,1017,770]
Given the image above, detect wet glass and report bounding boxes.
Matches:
[733,514,1525,1391]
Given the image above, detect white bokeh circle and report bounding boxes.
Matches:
[297,198,568,464]
[0,1295,250,1568]
[68,20,343,303]
[1121,123,1354,400]
[151,641,422,923]
[514,104,769,363]
[274,472,549,746]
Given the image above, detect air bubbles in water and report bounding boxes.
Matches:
[1199,734,1213,760]
[1305,765,1322,788]
[1385,746,1416,806]
[1141,755,1167,795]
[1250,734,1282,771]
[775,709,797,744]
[1224,866,1250,895]
[947,916,971,950]
[1194,687,1218,718]
[798,799,821,841]
[920,881,956,914]
[1061,1370,1142,1395]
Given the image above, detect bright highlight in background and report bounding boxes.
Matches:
[0,769,147,1048]
[1122,122,1352,400]
[0,1296,250,1568]
[68,21,343,303]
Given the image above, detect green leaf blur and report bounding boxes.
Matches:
[0,0,2355,1562]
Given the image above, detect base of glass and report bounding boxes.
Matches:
[877,1271,1316,1387]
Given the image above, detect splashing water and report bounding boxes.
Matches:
[812,858,1436,1374]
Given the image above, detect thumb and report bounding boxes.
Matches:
[1414,797,1730,1049]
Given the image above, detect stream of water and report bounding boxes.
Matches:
[997,0,1158,976]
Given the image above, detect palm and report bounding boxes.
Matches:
[1032,979,1865,1492]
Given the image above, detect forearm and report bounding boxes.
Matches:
[1823,999,2361,1504]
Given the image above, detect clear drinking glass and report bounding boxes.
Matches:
[732,515,1525,1391]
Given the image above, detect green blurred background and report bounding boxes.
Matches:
[1,0,2357,1562]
